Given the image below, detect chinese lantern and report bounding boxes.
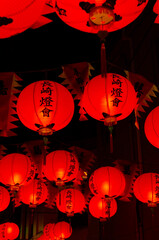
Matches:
[0,186,10,212]
[133,173,159,207]
[89,196,117,221]
[43,223,55,240]
[0,222,19,239]
[0,0,49,38]
[81,74,137,125]
[17,81,74,136]
[144,107,159,148]
[44,150,79,186]
[56,188,85,216]
[53,0,148,33]
[19,180,48,207]
[54,222,72,240]
[0,153,35,190]
[89,166,125,198]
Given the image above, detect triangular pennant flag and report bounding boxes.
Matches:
[153,0,159,14]
[31,16,52,29]
[42,3,55,15]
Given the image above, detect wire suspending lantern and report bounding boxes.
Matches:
[56,188,85,216]
[89,196,117,221]
[144,106,159,148]
[54,221,72,240]
[133,173,159,207]
[0,222,19,240]
[89,166,125,198]
[0,186,10,212]
[43,150,79,186]
[0,153,35,191]
[81,73,137,152]
[0,0,49,38]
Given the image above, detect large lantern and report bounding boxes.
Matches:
[0,0,48,38]
[17,81,74,136]
[89,196,117,221]
[81,73,137,125]
[89,166,125,198]
[144,107,159,148]
[0,186,10,212]
[133,173,159,207]
[19,180,48,207]
[0,222,19,239]
[43,150,79,186]
[0,153,35,190]
[53,0,148,33]
[54,222,72,240]
[56,188,85,216]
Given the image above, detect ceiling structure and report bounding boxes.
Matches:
[1,0,159,240]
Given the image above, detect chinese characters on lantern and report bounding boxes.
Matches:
[67,154,76,177]
[111,74,123,107]
[40,81,54,117]
[66,190,73,211]
[155,174,159,198]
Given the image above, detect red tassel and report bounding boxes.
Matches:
[108,126,113,153]
[101,42,107,78]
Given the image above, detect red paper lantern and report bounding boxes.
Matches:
[54,222,72,240]
[0,153,35,190]
[89,196,117,221]
[53,0,148,33]
[144,106,159,148]
[43,223,55,240]
[56,188,85,216]
[44,150,79,186]
[89,166,125,197]
[0,0,46,38]
[0,186,10,212]
[81,74,137,125]
[19,180,48,207]
[17,81,74,136]
[0,222,19,239]
[134,173,159,207]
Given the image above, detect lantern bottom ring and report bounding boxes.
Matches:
[10,184,20,192]
[89,6,114,26]
[38,127,53,136]
[147,202,157,207]
[104,116,117,126]
[56,178,64,187]
[67,211,74,217]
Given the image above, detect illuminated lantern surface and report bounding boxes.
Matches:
[89,166,125,197]
[54,221,72,240]
[89,196,117,220]
[56,188,85,216]
[0,153,35,189]
[0,222,19,239]
[0,0,46,38]
[0,186,10,212]
[144,107,159,148]
[82,74,137,125]
[54,0,148,33]
[19,180,48,206]
[17,81,74,136]
[44,150,79,185]
[43,223,55,240]
[133,173,159,207]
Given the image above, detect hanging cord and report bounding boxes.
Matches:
[43,136,48,166]
[108,126,113,153]
[98,31,108,78]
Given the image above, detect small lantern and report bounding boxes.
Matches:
[54,222,72,240]
[0,222,19,240]
[0,186,10,212]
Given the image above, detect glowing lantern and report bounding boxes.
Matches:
[0,0,49,39]
[82,73,137,125]
[0,186,10,212]
[144,107,159,148]
[17,81,74,136]
[0,153,35,190]
[89,196,117,221]
[53,0,148,33]
[56,188,85,216]
[19,180,48,207]
[0,222,19,239]
[44,150,79,186]
[43,223,55,240]
[133,173,159,207]
[54,222,72,240]
[89,166,125,198]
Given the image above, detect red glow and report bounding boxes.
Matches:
[54,0,148,33]
[43,150,79,184]
[17,81,74,135]
[54,222,72,239]
[89,166,125,197]
[134,173,159,206]
[0,186,10,212]
[144,106,159,148]
[56,188,85,216]
[0,153,35,188]
[89,196,117,220]
[81,74,137,123]
[0,222,19,239]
